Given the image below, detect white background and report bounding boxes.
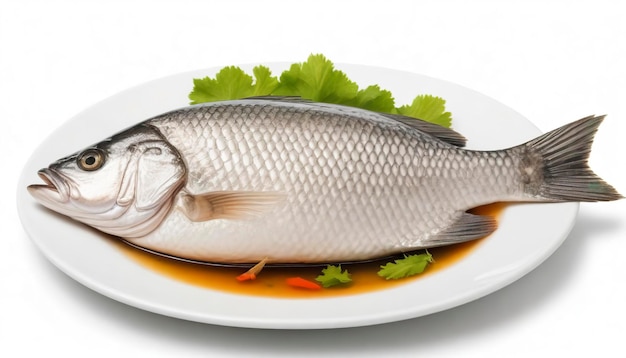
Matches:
[1,0,625,357]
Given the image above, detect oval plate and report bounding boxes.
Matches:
[16,64,577,329]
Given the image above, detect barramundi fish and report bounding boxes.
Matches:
[27,98,622,264]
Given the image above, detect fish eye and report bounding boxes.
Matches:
[77,149,105,171]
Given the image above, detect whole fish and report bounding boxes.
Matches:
[27,98,622,264]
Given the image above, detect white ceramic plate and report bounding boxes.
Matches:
[16,64,578,329]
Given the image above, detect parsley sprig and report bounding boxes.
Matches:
[377,251,434,280]
[189,54,452,128]
[315,265,352,288]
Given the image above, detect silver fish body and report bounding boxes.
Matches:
[28,99,622,264]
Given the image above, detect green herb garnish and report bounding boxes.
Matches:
[397,94,452,128]
[189,66,279,103]
[189,54,452,128]
[315,265,352,288]
[377,251,434,280]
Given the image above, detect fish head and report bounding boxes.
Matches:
[27,124,187,238]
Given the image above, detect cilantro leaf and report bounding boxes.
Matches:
[188,54,453,128]
[396,95,452,128]
[189,65,278,104]
[273,54,359,104]
[348,85,396,113]
[251,65,279,96]
[189,66,252,104]
[377,252,433,280]
[315,265,352,288]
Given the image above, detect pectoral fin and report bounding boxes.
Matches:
[179,191,286,222]
[430,212,497,246]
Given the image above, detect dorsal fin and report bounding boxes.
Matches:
[379,113,467,147]
[242,96,466,147]
[242,95,313,104]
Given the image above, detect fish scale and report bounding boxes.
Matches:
[27,99,622,264]
[136,101,515,263]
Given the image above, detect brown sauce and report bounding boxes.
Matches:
[113,202,507,298]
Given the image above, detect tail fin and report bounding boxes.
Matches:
[522,115,622,202]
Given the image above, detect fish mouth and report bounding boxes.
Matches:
[27,168,70,203]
